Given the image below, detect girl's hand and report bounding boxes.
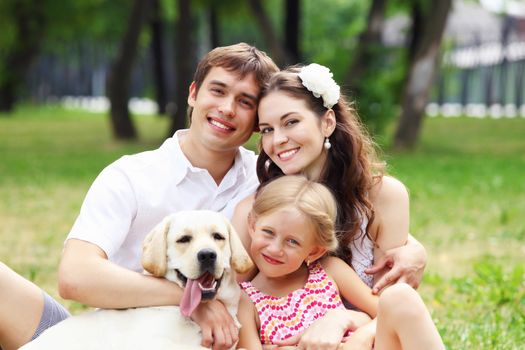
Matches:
[341,319,376,350]
[273,309,368,350]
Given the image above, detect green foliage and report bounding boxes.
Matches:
[426,261,525,349]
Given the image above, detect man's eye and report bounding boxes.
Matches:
[240,99,254,109]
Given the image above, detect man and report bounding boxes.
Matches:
[0,43,278,350]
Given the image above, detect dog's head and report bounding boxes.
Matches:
[141,210,253,316]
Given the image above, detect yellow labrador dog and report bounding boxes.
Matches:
[22,210,253,350]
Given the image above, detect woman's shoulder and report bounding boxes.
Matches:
[369,175,409,207]
[236,193,256,211]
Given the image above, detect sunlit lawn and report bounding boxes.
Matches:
[1,105,524,348]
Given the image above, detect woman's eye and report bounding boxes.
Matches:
[285,119,299,126]
[260,127,273,134]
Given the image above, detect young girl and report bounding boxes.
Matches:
[237,176,444,350]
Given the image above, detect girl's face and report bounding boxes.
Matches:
[258,92,335,180]
[249,206,325,279]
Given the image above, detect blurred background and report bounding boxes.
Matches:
[1,0,524,349]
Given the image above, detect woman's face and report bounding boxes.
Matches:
[258,92,334,180]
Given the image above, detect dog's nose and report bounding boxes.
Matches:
[197,249,217,267]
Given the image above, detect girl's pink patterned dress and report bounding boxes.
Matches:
[240,261,346,345]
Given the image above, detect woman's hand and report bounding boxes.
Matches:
[272,309,369,350]
[366,235,427,294]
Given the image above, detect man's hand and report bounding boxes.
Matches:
[191,299,238,350]
[365,237,427,294]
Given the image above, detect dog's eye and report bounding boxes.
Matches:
[176,235,192,243]
[212,232,225,241]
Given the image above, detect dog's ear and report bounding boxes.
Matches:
[142,215,171,277]
[226,219,254,274]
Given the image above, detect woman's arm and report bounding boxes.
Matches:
[237,292,263,350]
[231,195,258,282]
[368,175,420,294]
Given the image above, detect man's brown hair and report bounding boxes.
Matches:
[188,43,279,118]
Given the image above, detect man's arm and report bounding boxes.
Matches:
[58,239,180,308]
[59,239,238,350]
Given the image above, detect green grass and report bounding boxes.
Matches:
[1,106,524,347]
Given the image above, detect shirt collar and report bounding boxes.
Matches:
[167,129,249,185]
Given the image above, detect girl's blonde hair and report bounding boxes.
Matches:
[252,175,339,252]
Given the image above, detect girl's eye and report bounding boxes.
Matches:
[262,229,274,236]
[287,238,299,246]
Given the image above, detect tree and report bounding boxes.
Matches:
[0,0,46,113]
[344,0,395,135]
[106,0,152,140]
[393,0,452,150]
[346,0,387,89]
[150,0,167,115]
[284,0,301,63]
[247,0,287,67]
[169,0,194,135]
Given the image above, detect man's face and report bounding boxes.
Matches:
[187,67,260,154]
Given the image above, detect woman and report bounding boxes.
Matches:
[232,64,430,348]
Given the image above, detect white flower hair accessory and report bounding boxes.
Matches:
[298,63,340,109]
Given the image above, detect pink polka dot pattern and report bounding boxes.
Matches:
[240,261,346,345]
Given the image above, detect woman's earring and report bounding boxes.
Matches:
[324,137,331,150]
[306,260,310,267]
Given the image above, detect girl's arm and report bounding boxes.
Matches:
[237,291,263,350]
[323,256,378,318]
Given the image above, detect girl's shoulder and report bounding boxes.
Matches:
[320,256,353,275]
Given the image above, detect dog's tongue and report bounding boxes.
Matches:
[180,278,202,317]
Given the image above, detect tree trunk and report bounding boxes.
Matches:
[393,0,452,150]
[0,1,46,113]
[284,0,301,64]
[247,0,287,67]
[209,2,220,48]
[345,0,387,90]
[169,0,193,136]
[106,0,151,140]
[150,0,167,115]
[515,60,524,109]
